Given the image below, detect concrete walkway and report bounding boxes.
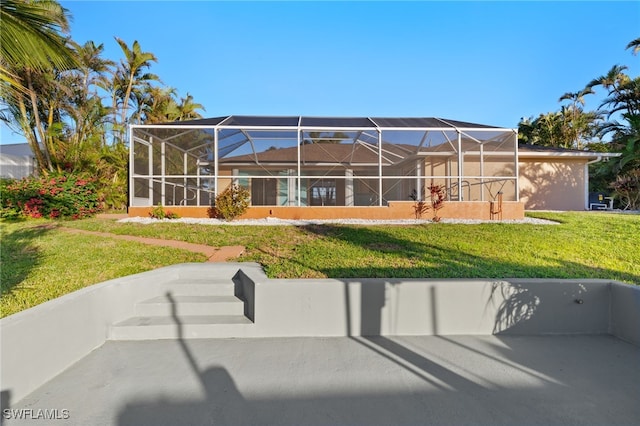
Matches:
[60,228,245,262]
[4,335,639,426]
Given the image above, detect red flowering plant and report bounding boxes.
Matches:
[0,172,104,220]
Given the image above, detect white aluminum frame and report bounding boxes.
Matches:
[129,118,519,208]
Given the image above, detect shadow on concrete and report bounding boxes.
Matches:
[0,390,10,426]
[110,336,640,426]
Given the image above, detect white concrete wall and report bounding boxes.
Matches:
[247,278,612,338]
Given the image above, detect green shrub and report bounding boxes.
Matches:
[212,184,250,221]
[0,172,103,220]
[610,169,640,210]
[149,204,180,219]
[0,179,22,219]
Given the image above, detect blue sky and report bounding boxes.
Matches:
[1,1,639,143]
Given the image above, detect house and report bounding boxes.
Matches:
[0,143,36,180]
[128,116,614,220]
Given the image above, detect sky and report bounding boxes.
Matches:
[1,0,639,144]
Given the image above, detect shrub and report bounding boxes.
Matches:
[0,179,22,219]
[149,204,180,219]
[212,184,250,221]
[0,172,103,220]
[610,169,640,210]
[409,188,429,219]
[428,184,446,222]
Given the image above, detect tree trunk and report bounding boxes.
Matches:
[25,68,53,171]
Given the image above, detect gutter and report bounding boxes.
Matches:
[583,153,622,210]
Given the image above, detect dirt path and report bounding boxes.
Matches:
[60,228,245,262]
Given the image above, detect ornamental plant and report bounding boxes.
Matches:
[0,173,103,220]
[428,184,446,222]
[212,184,250,221]
[409,188,429,219]
[149,204,180,219]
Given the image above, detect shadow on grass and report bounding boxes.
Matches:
[294,224,640,284]
[0,223,57,298]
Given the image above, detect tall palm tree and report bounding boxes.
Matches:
[558,88,598,149]
[111,37,159,142]
[0,0,77,81]
[64,41,114,164]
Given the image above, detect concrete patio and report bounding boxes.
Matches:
[4,334,640,426]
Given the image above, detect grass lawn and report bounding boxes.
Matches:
[2,211,639,317]
[0,220,203,318]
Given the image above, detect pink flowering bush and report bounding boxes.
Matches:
[0,173,103,220]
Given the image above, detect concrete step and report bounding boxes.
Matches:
[160,279,236,296]
[109,315,253,340]
[136,295,244,316]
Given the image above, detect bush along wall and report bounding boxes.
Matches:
[0,173,103,220]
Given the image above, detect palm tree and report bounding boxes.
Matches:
[111,37,159,142]
[136,85,177,123]
[558,88,598,149]
[0,0,77,82]
[64,41,114,164]
[0,0,80,171]
[626,37,640,56]
[176,93,205,121]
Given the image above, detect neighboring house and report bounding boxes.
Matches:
[0,143,36,180]
[128,116,615,220]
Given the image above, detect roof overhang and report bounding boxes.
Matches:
[518,151,621,161]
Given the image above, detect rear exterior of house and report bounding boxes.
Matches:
[129,116,523,220]
[127,116,607,219]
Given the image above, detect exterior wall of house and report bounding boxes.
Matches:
[0,143,36,179]
[518,159,587,211]
[128,200,525,220]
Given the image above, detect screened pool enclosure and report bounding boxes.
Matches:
[130,116,518,209]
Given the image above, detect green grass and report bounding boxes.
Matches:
[0,220,203,318]
[2,212,639,317]
[63,211,640,281]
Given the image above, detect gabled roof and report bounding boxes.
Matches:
[151,115,505,130]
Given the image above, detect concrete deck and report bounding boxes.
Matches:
[4,335,639,426]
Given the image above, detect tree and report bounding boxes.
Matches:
[517,108,599,149]
[110,37,159,143]
[302,131,350,145]
[626,37,640,56]
[0,4,207,211]
[176,93,205,121]
[0,0,78,76]
[0,0,79,171]
[581,39,640,206]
